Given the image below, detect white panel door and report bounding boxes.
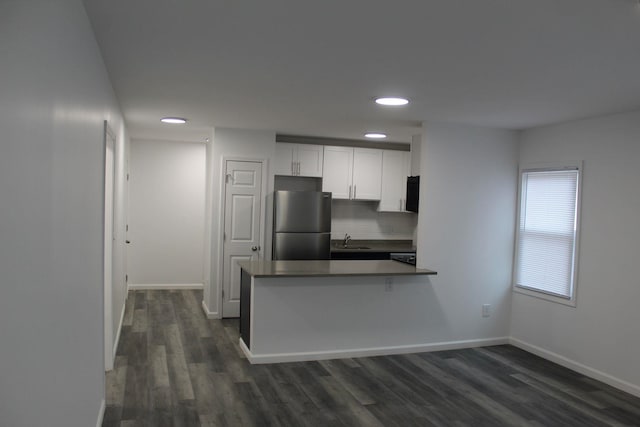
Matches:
[274,143,295,176]
[222,160,263,317]
[352,148,383,200]
[322,146,353,199]
[296,144,324,177]
[378,150,411,212]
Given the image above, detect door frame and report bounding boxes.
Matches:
[216,156,268,318]
[103,121,116,371]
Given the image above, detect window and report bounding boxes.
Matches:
[514,164,582,304]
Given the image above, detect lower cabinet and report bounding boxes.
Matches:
[239,269,251,348]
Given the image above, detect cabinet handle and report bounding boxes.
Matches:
[348,185,352,199]
[291,161,295,175]
[400,199,402,210]
[354,185,357,199]
[297,162,300,175]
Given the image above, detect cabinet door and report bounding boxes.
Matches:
[296,144,324,177]
[274,143,295,176]
[352,148,382,200]
[378,150,411,211]
[401,151,410,208]
[322,146,353,199]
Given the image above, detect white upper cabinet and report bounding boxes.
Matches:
[274,143,323,177]
[352,148,383,200]
[274,143,296,175]
[322,146,382,200]
[378,150,411,212]
[322,146,353,199]
[296,144,324,177]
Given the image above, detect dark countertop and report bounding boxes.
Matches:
[330,239,416,253]
[238,260,436,278]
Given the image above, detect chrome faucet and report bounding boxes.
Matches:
[343,233,351,247]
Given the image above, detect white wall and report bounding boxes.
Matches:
[0,1,126,425]
[128,138,206,286]
[204,128,276,317]
[512,110,640,395]
[417,122,518,342]
[331,201,417,240]
[411,134,422,176]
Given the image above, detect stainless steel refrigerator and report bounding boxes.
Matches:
[272,191,332,260]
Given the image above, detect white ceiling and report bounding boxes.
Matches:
[83,0,640,143]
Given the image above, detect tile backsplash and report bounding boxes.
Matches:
[331,200,417,241]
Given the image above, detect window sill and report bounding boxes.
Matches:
[512,286,577,307]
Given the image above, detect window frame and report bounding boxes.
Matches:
[512,161,583,307]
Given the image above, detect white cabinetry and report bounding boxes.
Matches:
[378,150,411,212]
[321,146,352,198]
[274,143,296,175]
[274,143,323,177]
[352,148,383,200]
[322,146,382,200]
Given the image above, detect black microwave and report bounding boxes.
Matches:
[406,176,419,212]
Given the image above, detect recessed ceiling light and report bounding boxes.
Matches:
[375,97,409,106]
[160,117,187,124]
[365,133,387,139]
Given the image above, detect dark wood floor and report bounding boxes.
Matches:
[103,290,640,427]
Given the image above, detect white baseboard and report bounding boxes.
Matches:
[239,336,509,364]
[509,337,640,398]
[96,399,105,427]
[201,300,220,319]
[128,283,203,290]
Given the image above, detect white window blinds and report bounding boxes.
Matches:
[515,168,580,299]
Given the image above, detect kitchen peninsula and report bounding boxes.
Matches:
[238,260,437,364]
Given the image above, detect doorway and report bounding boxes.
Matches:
[103,122,116,371]
[221,159,264,317]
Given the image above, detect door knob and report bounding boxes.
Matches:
[251,246,259,251]
[126,240,131,244]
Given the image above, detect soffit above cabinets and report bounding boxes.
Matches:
[276,135,410,152]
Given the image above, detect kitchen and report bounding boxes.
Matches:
[126,128,440,363]
[127,131,425,314]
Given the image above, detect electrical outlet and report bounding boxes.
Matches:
[384,277,394,292]
[482,304,491,317]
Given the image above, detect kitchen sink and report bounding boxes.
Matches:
[341,245,370,250]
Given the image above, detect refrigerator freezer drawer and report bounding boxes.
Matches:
[273,233,331,260]
[274,191,331,233]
